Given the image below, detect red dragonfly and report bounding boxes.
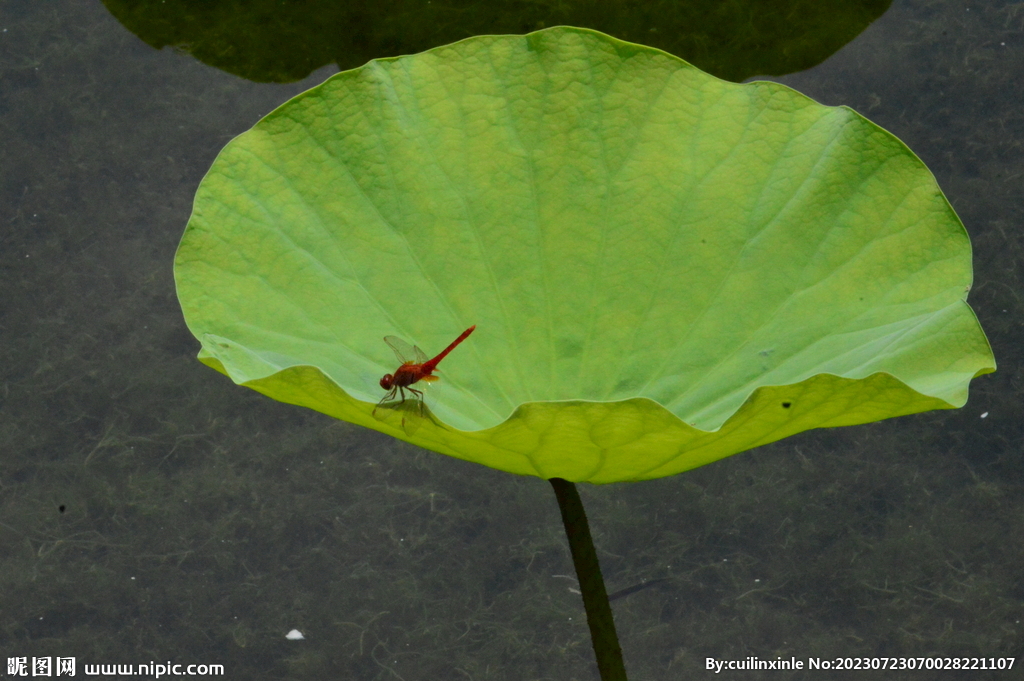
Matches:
[374,325,476,419]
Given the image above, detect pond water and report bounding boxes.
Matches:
[1,1,1020,679]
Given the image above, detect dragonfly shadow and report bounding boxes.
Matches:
[371,398,442,436]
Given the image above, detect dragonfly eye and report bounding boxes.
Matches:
[380,374,394,390]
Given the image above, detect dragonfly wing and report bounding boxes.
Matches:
[411,344,429,364]
[384,335,418,364]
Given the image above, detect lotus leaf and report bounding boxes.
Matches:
[175,27,995,483]
[103,0,892,83]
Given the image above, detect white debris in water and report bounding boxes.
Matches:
[286,629,305,640]
[981,412,989,419]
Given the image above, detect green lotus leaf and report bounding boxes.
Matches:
[174,27,995,484]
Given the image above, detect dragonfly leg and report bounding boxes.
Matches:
[372,385,425,426]
[373,387,399,418]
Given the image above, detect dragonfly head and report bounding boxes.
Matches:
[379,373,394,390]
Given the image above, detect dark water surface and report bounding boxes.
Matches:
[2,1,1021,679]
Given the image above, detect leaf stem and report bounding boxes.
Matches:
[549,477,628,681]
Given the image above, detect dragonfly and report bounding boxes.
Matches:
[374,325,477,422]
